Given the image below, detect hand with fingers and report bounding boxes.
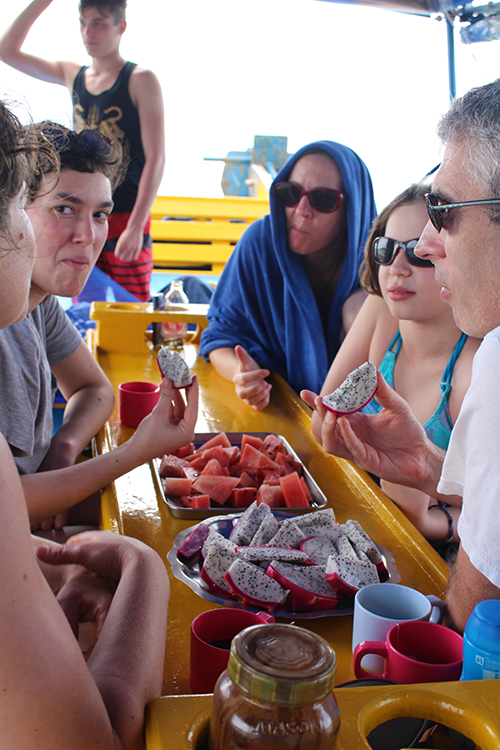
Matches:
[128,374,199,462]
[233,345,272,411]
[301,371,443,493]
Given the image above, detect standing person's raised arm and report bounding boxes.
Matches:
[0,0,80,88]
[114,68,165,262]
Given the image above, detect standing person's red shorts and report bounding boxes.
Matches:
[97,213,153,302]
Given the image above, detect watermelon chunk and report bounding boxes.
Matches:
[229,487,258,508]
[256,484,284,508]
[163,477,193,497]
[260,435,286,460]
[192,474,241,505]
[170,443,195,459]
[237,471,258,488]
[241,434,264,451]
[240,444,279,471]
[190,494,211,509]
[192,432,232,453]
[279,472,310,508]
[201,458,226,476]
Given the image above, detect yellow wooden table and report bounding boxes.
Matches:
[88,302,500,749]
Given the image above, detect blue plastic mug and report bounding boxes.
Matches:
[461,599,500,680]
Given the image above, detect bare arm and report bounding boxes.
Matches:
[22,376,199,526]
[114,69,166,262]
[37,530,169,748]
[0,435,118,750]
[39,340,115,472]
[445,545,500,633]
[209,344,272,410]
[0,0,80,88]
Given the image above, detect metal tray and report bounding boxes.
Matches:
[153,432,328,519]
[167,511,400,619]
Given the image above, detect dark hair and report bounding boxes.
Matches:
[359,183,429,296]
[0,103,56,249]
[78,0,127,23]
[28,122,126,201]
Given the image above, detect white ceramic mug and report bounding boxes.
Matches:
[352,583,445,674]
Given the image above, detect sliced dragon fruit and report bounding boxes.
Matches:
[294,509,340,543]
[200,537,238,595]
[325,551,379,597]
[250,512,280,547]
[236,546,309,565]
[229,501,271,547]
[335,532,360,560]
[157,346,193,389]
[322,360,377,415]
[177,522,210,561]
[201,528,232,560]
[267,561,338,611]
[300,535,338,566]
[341,519,388,581]
[267,518,306,549]
[225,558,289,610]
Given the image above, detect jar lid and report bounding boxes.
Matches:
[227,623,337,706]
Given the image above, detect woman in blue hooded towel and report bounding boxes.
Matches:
[199,141,376,409]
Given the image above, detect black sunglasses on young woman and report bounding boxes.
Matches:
[274,181,345,214]
[372,237,434,268]
[425,192,500,233]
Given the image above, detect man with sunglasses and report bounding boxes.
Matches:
[312,78,500,634]
[0,0,165,301]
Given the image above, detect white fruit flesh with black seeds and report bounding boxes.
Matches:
[322,360,377,415]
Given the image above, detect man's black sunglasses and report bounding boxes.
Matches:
[274,181,345,214]
[372,237,434,268]
[425,192,500,233]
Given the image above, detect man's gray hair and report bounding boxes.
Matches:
[438,78,500,200]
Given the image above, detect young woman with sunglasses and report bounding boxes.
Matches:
[199,141,376,410]
[302,184,480,554]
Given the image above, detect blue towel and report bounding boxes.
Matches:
[199,140,377,394]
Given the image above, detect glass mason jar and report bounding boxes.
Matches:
[209,623,340,750]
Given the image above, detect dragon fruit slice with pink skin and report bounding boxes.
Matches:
[156,347,193,389]
[225,558,289,610]
[200,537,238,595]
[322,360,377,415]
[294,510,340,544]
[249,512,280,547]
[300,535,338,566]
[229,501,271,547]
[267,561,338,611]
[236,546,309,565]
[267,518,306,549]
[201,529,236,560]
[325,550,379,597]
[177,522,211,561]
[341,519,389,581]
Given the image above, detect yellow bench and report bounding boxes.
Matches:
[150,194,269,276]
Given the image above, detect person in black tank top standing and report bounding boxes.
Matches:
[0,0,165,301]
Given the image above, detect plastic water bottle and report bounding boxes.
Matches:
[161,280,189,349]
[461,600,500,680]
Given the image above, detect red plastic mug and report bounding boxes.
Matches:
[118,381,160,428]
[190,608,275,694]
[353,621,463,684]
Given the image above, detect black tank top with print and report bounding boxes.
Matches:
[72,61,144,213]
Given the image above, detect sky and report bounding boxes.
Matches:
[2,0,500,210]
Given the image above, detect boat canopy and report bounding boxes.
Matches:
[318,0,500,43]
